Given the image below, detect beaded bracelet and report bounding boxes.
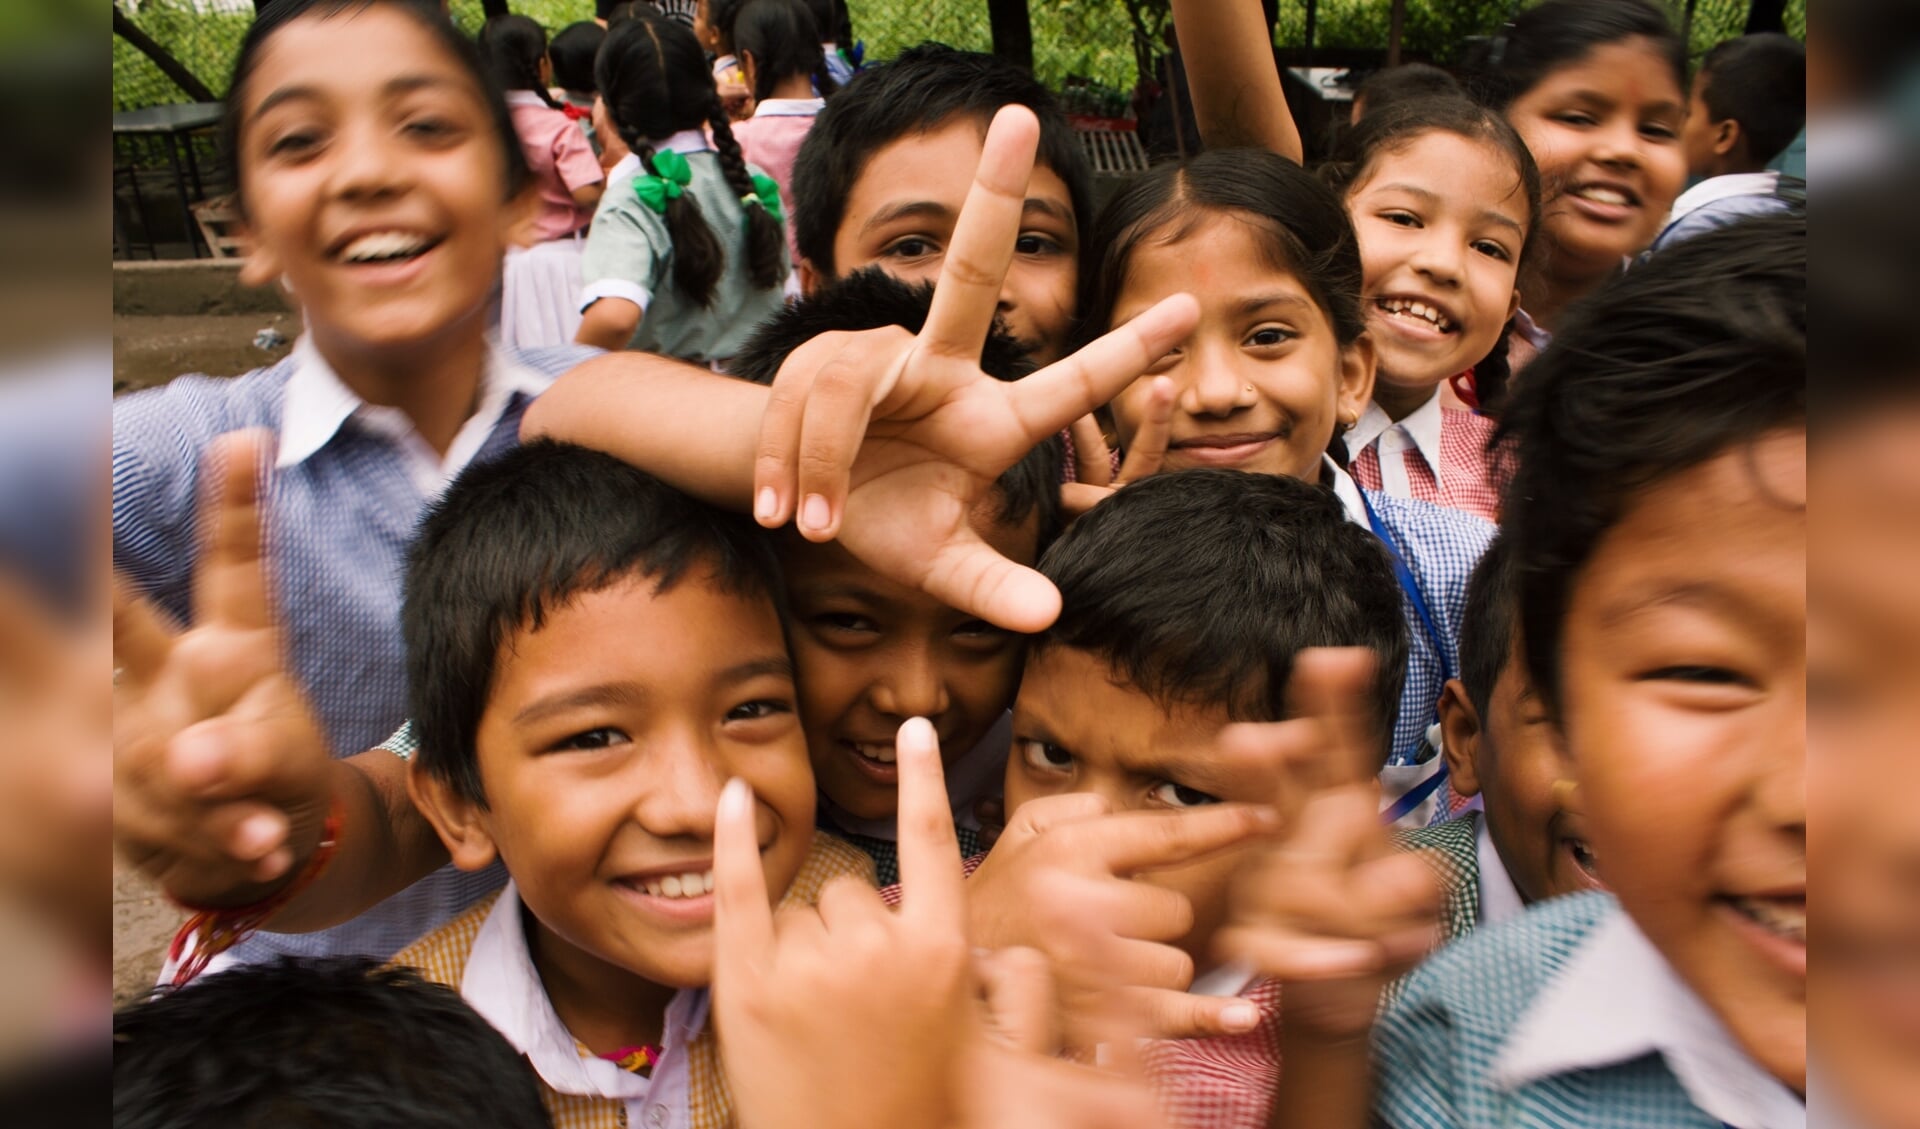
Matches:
[166,795,345,987]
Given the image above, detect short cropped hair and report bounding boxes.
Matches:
[112,958,551,1129]
[1696,34,1807,168]
[788,42,1092,278]
[1499,214,1805,716]
[1456,530,1517,721]
[403,441,784,805]
[729,266,1064,545]
[1033,469,1408,764]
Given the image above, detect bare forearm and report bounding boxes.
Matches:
[1270,1026,1372,1129]
[1171,0,1302,162]
[263,752,448,933]
[521,350,768,510]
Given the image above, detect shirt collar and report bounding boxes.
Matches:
[655,129,711,155]
[1321,454,1369,528]
[1493,908,1806,1129]
[462,881,712,1103]
[1476,815,1526,927]
[1666,171,1781,227]
[1349,393,1443,473]
[502,90,553,109]
[607,152,642,186]
[752,97,826,117]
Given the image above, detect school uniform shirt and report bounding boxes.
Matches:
[730,98,823,267]
[820,42,854,86]
[1506,307,1552,377]
[391,834,874,1129]
[113,336,595,965]
[505,90,605,242]
[1348,394,1508,523]
[580,129,791,364]
[1374,890,1806,1129]
[819,711,1010,884]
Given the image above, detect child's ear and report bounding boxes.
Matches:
[408,759,500,872]
[1437,679,1483,798]
[1503,286,1522,326]
[1335,333,1377,425]
[797,258,824,296]
[1712,117,1742,159]
[234,218,286,290]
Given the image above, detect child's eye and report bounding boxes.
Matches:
[726,698,793,722]
[553,726,628,752]
[1245,327,1294,347]
[402,116,462,143]
[1553,112,1598,128]
[813,612,879,634]
[1380,210,1422,228]
[883,236,940,259]
[1472,239,1512,261]
[1014,233,1061,256]
[1148,781,1220,809]
[1641,665,1751,686]
[267,130,324,158]
[953,620,1010,646]
[1018,739,1073,772]
[1640,121,1680,142]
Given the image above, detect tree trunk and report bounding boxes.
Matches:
[985,0,1033,73]
[113,6,219,104]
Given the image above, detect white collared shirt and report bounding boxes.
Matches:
[1321,453,1369,528]
[275,336,555,498]
[751,97,826,117]
[1348,394,1444,501]
[463,881,708,1129]
[1476,816,1526,928]
[1493,911,1806,1129]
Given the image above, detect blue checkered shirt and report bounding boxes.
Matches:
[113,342,592,964]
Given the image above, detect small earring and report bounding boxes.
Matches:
[1244,384,1255,395]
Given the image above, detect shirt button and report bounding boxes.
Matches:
[646,1105,668,1129]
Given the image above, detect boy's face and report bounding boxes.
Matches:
[1440,644,1601,906]
[1558,429,1805,1089]
[1679,69,1735,179]
[785,512,1038,821]
[820,115,1079,364]
[1005,645,1279,969]
[426,571,815,996]
[1810,409,1920,1128]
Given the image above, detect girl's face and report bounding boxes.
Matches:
[1347,131,1528,399]
[1107,212,1372,482]
[235,6,529,357]
[1506,38,1687,277]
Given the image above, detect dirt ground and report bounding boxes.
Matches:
[113,310,300,394]
[113,860,183,1007]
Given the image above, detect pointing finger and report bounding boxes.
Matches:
[712,777,776,974]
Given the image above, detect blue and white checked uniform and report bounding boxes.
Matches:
[1375,891,1806,1129]
[113,338,593,965]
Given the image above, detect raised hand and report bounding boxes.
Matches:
[748,105,1199,632]
[965,791,1280,1042]
[1061,377,1175,518]
[112,430,336,909]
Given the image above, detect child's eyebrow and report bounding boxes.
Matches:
[513,682,649,726]
[1597,580,1764,628]
[1234,292,1317,319]
[1021,197,1075,227]
[251,75,464,120]
[715,655,797,687]
[860,200,955,235]
[1369,183,1526,236]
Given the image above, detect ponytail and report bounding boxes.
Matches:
[478,15,565,111]
[732,0,836,103]
[706,95,786,292]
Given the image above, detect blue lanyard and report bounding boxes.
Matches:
[1359,490,1454,777]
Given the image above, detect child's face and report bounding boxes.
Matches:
[443,572,814,994]
[1558,429,1805,1088]
[234,6,528,356]
[1678,69,1733,179]
[1505,38,1688,277]
[1347,131,1526,398]
[1005,645,1279,968]
[785,512,1038,821]
[1440,643,1601,906]
[823,115,1079,364]
[1809,410,1920,1127]
[1106,212,1372,482]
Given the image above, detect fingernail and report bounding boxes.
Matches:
[720,777,752,818]
[754,486,778,524]
[800,494,830,533]
[234,812,285,858]
[1221,1003,1260,1032]
[169,733,225,792]
[897,716,935,757]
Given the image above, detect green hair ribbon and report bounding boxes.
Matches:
[633,149,694,214]
[741,172,785,226]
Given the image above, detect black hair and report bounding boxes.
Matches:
[1695,34,1807,169]
[1816,164,1920,423]
[1462,0,1686,112]
[403,440,785,805]
[596,10,785,305]
[1499,214,1805,717]
[1320,95,1543,415]
[732,0,838,104]
[605,0,664,27]
[1456,530,1517,722]
[707,0,749,53]
[548,21,607,96]
[112,957,551,1129]
[1353,63,1463,120]
[479,14,564,110]
[221,0,531,215]
[1034,469,1408,764]
[789,43,1093,280]
[730,266,1064,546]
[799,0,846,43]
[1079,148,1365,350]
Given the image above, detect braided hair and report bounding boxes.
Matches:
[707,90,787,291]
[477,15,564,111]
[732,0,838,103]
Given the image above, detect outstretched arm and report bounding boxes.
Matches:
[1170,0,1303,162]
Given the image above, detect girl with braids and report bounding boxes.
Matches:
[1319,95,1541,522]
[479,14,604,347]
[576,9,790,365]
[728,0,836,265]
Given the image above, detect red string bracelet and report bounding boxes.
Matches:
[166,795,345,987]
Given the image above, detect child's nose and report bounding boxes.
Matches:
[869,656,951,721]
[328,121,409,201]
[1183,354,1254,418]
[628,729,724,837]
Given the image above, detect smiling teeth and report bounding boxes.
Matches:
[340,231,431,263]
[641,870,715,899]
[1731,895,1806,944]
[851,741,897,764]
[1378,297,1455,332]
[1573,185,1632,207]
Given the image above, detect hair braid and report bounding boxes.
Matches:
[1472,317,1517,417]
[706,93,786,291]
[636,141,724,307]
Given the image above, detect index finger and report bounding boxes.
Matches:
[892,716,967,939]
[1090,803,1279,876]
[1283,648,1382,788]
[919,105,1038,360]
[712,776,776,972]
[193,430,274,631]
[111,577,175,688]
